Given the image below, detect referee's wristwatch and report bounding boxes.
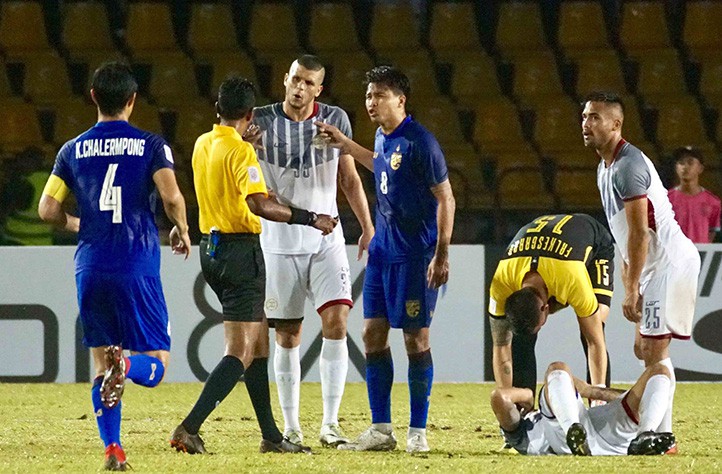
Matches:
[308,211,318,226]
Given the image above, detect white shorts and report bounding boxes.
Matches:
[263,241,352,321]
[640,250,700,339]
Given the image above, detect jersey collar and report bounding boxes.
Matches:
[383,115,412,138]
[213,123,241,138]
[278,102,319,121]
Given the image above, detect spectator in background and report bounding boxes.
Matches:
[668,146,721,244]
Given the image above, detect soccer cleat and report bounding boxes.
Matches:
[104,443,127,471]
[406,432,430,453]
[283,429,304,446]
[566,422,591,456]
[627,431,677,455]
[337,426,397,451]
[170,424,207,454]
[259,436,312,454]
[100,346,126,409]
[319,423,349,447]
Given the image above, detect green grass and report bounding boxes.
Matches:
[0,382,720,473]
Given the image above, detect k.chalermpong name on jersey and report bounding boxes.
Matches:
[507,235,574,259]
[75,137,146,159]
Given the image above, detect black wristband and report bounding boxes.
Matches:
[288,207,317,226]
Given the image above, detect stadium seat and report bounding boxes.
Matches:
[555,169,603,211]
[445,148,492,210]
[574,51,627,97]
[172,101,216,152]
[187,2,240,58]
[683,1,722,59]
[145,56,200,107]
[125,2,180,57]
[558,1,611,59]
[510,51,565,108]
[21,53,74,106]
[0,1,51,57]
[62,2,117,62]
[370,3,422,52]
[328,52,374,110]
[533,98,583,154]
[617,95,650,146]
[491,151,542,175]
[207,52,258,97]
[379,51,440,96]
[450,52,502,106]
[548,151,599,169]
[620,1,671,56]
[699,57,722,108]
[635,49,687,104]
[0,60,13,98]
[309,3,362,57]
[655,98,714,152]
[429,2,483,58]
[129,98,162,136]
[496,168,554,210]
[473,99,530,153]
[411,99,468,152]
[248,3,301,59]
[496,2,546,56]
[52,98,96,144]
[0,101,44,151]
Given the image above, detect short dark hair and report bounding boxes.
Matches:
[582,91,625,115]
[672,145,704,165]
[216,76,256,120]
[505,287,543,336]
[365,65,411,98]
[91,62,138,116]
[296,54,324,73]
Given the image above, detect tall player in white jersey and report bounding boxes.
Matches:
[581,92,700,434]
[491,359,677,456]
[250,55,374,447]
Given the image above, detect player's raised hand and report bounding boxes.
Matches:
[313,121,349,152]
[312,214,338,235]
[427,253,449,289]
[170,225,191,260]
[357,227,374,260]
[242,124,264,150]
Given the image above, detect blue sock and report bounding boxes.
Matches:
[366,348,394,424]
[126,354,165,387]
[408,349,433,429]
[92,376,122,447]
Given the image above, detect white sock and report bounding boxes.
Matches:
[638,374,671,432]
[408,427,426,438]
[546,370,580,433]
[657,358,676,432]
[320,337,348,426]
[274,344,301,432]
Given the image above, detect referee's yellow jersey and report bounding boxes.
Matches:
[192,124,268,234]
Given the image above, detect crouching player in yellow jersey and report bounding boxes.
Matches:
[489,214,614,401]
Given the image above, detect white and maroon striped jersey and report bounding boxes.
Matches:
[596,139,696,283]
[253,102,352,254]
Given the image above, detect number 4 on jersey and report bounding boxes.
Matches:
[100,163,122,223]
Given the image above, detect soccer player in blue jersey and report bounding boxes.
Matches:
[316,66,455,453]
[38,62,191,471]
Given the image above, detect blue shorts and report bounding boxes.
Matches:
[363,252,438,330]
[77,270,171,352]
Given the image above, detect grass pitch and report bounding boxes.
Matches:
[0,382,720,473]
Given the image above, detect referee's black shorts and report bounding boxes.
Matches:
[200,233,265,322]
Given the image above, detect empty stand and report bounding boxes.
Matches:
[558,1,611,59]
[208,52,258,97]
[429,2,483,58]
[496,2,546,55]
[370,3,422,52]
[555,169,603,210]
[62,2,117,62]
[496,168,554,209]
[510,51,565,108]
[52,99,96,143]
[248,3,301,59]
[187,2,240,58]
[125,2,180,57]
[655,98,715,152]
[173,101,216,152]
[699,57,722,108]
[328,52,374,110]
[379,51,440,96]
[574,51,627,97]
[411,99,468,151]
[0,1,50,57]
[450,52,502,106]
[683,1,722,59]
[309,3,362,57]
[21,53,74,106]
[473,99,530,153]
[0,101,44,151]
[129,98,162,136]
[533,99,583,153]
[620,1,671,56]
[635,49,687,104]
[145,56,200,107]
[491,151,542,175]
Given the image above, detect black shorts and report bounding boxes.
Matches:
[586,219,615,308]
[200,233,265,322]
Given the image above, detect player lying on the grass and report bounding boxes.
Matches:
[490,360,677,456]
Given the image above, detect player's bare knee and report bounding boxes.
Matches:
[646,362,671,379]
[362,324,387,352]
[403,329,429,354]
[545,361,571,377]
[274,320,302,348]
[320,312,347,340]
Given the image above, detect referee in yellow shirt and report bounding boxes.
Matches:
[170,77,336,454]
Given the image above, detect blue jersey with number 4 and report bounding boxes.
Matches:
[370,116,448,262]
[52,120,174,275]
